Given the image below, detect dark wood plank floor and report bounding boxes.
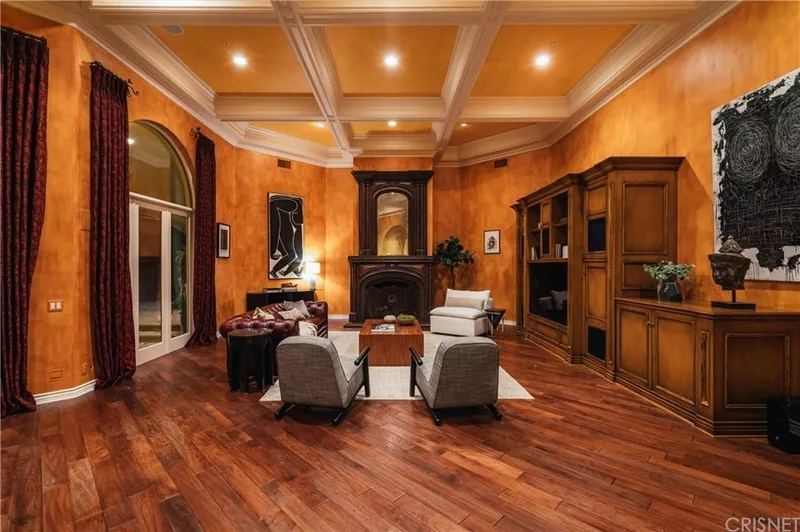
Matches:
[3,322,799,531]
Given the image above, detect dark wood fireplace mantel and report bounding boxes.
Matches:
[354,170,434,256]
[346,170,436,329]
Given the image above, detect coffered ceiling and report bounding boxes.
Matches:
[11,0,738,167]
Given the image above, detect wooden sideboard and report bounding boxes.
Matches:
[615,297,800,435]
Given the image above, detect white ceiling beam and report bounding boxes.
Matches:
[338,98,446,122]
[88,0,279,25]
[87,0,702,26]
[460,97,570,122]
[271,0,350,151]
[433,1,508,157]
[241,125,353,167]
[215,95,323,121]
[503,1,702,24]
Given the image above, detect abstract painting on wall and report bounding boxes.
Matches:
[712,67,800,282]
[268,193,304,279]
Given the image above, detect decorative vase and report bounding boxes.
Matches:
[657,281,682,303]
[397,316,415,326]
[383,315,397,323]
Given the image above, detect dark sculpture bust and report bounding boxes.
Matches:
[708,236,755,309]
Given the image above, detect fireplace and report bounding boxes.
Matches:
[345,170,435,329]
[346,256,435,327]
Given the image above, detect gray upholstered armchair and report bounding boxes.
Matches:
[274,336,370,425]
[409,337,502,425]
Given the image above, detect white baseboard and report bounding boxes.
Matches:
[34,379,96,405]
[329,314,349,320]
[502,319,517,326]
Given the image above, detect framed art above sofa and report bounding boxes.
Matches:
[268,193,304,279]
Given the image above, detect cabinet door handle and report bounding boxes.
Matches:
[700,331,710,407]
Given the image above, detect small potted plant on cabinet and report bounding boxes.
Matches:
[643,261,694,303]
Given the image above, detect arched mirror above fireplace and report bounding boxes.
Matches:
[377,192,409,256]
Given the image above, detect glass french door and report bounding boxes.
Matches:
[130,197,192,365]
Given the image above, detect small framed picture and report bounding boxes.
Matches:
[217,223,231,258]
[484,229,500,254]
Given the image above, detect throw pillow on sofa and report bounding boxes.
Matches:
[445,296,485,310]
[283,300,311,318]
[278,308,306,320]
[252,307,272,320]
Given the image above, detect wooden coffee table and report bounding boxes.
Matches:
[359,319,424,366]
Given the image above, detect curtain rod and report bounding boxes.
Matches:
[1,25,47,43]
[89,60,139,97]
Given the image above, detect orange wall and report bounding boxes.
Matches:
[453,1,800,318]
[324,168,358,316]
[233,150,327,311]
[2,6,332,393]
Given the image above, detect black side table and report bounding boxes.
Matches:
[485,308,507,337]
[227,330,273,392]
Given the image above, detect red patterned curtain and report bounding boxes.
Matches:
[0,26,48,417]
[90,62,136,388]
[187,131,217,346]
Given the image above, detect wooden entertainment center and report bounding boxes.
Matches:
[513,157,800,435]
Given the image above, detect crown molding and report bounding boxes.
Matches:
[543,0,738,148]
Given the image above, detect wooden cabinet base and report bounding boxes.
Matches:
[613,298,800,436]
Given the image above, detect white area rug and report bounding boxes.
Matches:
[260,331,533,402]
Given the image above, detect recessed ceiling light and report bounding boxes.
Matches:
[384,53,399,68]
[127,138,135,145]
[314,122,325,128]
[232,54,248,67]
[460,123,468,127]
[388,120,397,127]
[534,53,551,68]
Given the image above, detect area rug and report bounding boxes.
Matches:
[260,331,533,402]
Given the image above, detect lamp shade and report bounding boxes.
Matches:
[306,262,321,275]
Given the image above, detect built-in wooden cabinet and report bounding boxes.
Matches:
[513,157,682,369]
[513,174,583,363]
[581,157,681,377]
[616,298,800,435]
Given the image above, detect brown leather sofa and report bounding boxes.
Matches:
[218,301,328,342]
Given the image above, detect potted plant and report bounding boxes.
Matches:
[643,261,694,303]
[433,236,475,289]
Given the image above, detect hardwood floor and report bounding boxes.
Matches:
[3,322,799,531]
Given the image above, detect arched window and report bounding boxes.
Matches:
[129,121,192,207]
[128,121,194,365]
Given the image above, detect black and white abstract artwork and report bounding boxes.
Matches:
[712,67,800,282]
[268,193,304,279]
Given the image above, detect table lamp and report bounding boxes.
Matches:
[306,262,321,290]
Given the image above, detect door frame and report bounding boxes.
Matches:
[130,193,194,365]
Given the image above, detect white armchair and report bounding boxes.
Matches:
[430,289,493,336]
